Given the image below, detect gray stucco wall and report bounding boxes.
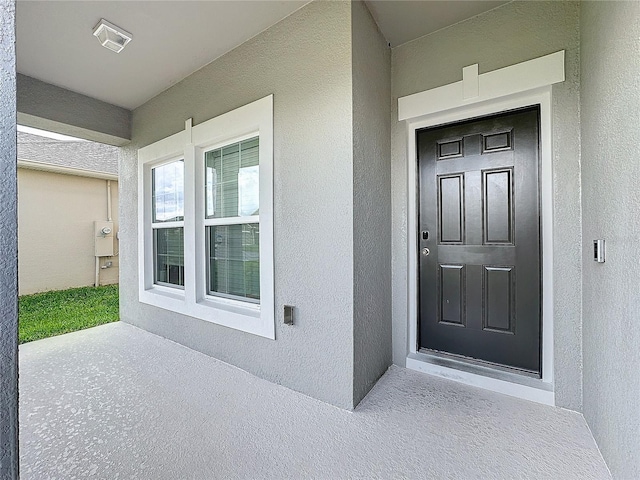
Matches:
[0,0,18,477]
[17,74,131,146]
[120,1,358,409]
[351,1,392,406]
[580,1,640,477]
[390,1,583,410]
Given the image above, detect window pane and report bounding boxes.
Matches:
[153,160,184,222]
[205,138,259,219]
[154,228,184,287]
[207,223,259,301]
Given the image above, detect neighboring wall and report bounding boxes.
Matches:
[120,1,359,409]
[390,1,583,410]
[18,169,119,294]
[0,0,18,476]
[351,1,391,405]
[581,1,640,478]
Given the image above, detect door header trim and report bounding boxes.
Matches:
[398,50,565,121]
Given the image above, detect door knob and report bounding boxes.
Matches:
[422,247,430,257]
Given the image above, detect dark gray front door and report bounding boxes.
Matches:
[418,107,541,375]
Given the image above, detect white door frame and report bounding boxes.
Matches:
[399,51,565,406]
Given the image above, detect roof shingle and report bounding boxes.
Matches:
[18,131,118,176]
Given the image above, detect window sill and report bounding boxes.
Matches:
[141,285,185,302]
[139,286,273,339]
[200,294,260,318]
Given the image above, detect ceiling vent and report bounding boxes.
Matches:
[92,19,132,53]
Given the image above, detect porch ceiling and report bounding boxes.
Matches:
[16,1,309,109]
[366,0,510,47]
[17,0,510,111]
[19,322,610,479]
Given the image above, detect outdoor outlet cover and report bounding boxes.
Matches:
[284,305,294,325]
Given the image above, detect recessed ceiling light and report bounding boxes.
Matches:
[92,19,132,53]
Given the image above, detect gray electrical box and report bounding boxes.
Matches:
[95,221,114,257]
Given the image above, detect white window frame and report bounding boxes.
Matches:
[138,95,275,339]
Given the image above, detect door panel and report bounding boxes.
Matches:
[483,168,513,244]
[483,266,515,333]
[418,107,541,374]
[438,174,464,244]
[439,264,465,325]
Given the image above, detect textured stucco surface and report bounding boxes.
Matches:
[580,1,640,478]
[17,74,131,145]
[120,1,357,409]
[0,0,18,477]
[351,1,392,406]
[19,322,611,479]
[17,170,119,294]
[390,0,583,410]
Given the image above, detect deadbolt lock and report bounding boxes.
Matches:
[422,247,430,257]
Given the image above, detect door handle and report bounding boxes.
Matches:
[422,247,430,257]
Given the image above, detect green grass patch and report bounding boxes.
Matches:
[19,285,119,344]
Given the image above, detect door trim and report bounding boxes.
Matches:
[400,51,564,405]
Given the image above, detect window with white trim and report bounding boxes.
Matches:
[138,95,274,339]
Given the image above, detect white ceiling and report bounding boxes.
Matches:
[17,1,510,111]
[366,0,510,47]
[16,1,309,109]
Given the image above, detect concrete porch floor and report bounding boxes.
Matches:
[19,322,610,479]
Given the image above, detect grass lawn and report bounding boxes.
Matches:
[19,285,119,344]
